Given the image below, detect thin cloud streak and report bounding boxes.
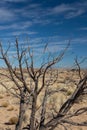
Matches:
[0,7,15,22]
[0,22,33,30]
[79,27,87,30]
[65,9,85,19]
[0,0,28,3]
[72,37,87,44]
[0,1,87,25]
[49,2,87,19]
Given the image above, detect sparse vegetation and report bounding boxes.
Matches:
[5,128,11,130]
[8,117,18,125]
[1,101,9,107]
[0,94,4,99]
[66,89,73,96]
[7,106,14,111]
[0,39,87,130]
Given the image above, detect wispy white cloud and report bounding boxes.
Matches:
[48,2,87,19]
[4,37,66,59]
[72,37,87,44]
[20,1,87,22]
[79,27,87,30]
[4,31,37,37]
[0,7,15,21]
[0,0,28,3]
[0,1,87,24]
[0,0,87,44]
[65,9,85,19]
[0,21,33,30]
[51,4,74,14]
[11,3,62,25]
[11,31,37,36]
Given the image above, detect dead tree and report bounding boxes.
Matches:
[0,39,69,130]
[43,58,87,130]
[0,39,87,130]
[0,40,30,130]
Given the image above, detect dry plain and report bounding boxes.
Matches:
[0,68,87,130]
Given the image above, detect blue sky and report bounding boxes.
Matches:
[0,0,87,68]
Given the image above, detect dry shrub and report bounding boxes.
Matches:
[67,90,72,96]
[7,106,14,111]
[1,101,9,107]
[5,127,11,130]
[0,95,4,99]
[6,93,11,96]
[8,116,18,125]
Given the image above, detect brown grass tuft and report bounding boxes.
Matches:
[0,95,4,99]
[7,106,14,111]
[8,116,18,125]
[1,102,9,107]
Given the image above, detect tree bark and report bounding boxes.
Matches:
[30,93,37,130]
[30,80,38,130]
[15,91,25,130]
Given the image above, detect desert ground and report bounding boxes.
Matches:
[0,68,87,130]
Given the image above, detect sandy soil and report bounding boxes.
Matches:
[0,69,87,130]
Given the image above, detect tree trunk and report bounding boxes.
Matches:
[30,93,37,130]
[15,91,25,130]
[29,80,38,130]
[39,88,47,130]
